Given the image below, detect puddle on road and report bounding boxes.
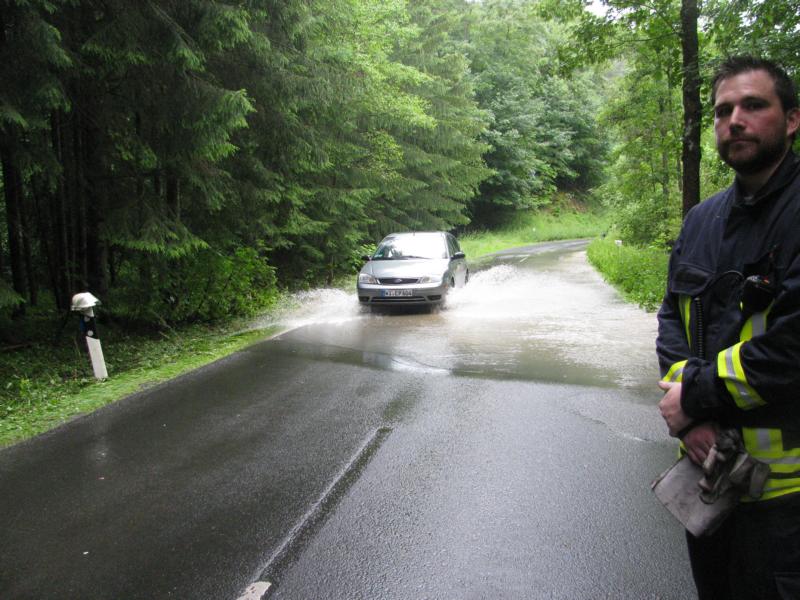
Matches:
[252,246,660,392]
[441,251,659,389]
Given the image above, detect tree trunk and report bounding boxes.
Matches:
[2,146,27,315]
[86,199,107,296]
[32,181,60,309]
[83,119,106,297]
[73,115,88,290]
[680,0,701,217]
[0,12,6,279]
[51,110,72,309]
[0,200,4,274]
[167,172,180,221]
[20,191,37,306]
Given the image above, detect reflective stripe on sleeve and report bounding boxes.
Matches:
[679,296,692,348]
[662,360,687,383]
[716,342,766,410]
[740,310,768,341]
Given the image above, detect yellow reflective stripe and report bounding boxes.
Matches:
[742,469,800,500]
[740,317,753,342]
[743,485,800,502]
[679,296,692,347]
[743,428,789,457]
[740,428,800,502]
[740,310,768,342]
[662,360,687,383]
[717,342,766,410]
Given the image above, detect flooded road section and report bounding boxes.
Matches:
[252,239,690,600]
[0,239,688,600]
[264,240,659,394]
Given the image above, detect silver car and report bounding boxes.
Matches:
[357,231,469,307]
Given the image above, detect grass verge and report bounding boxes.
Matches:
[0,319,280,447]
[586,237,669,311]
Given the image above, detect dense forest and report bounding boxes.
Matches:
[2,0,798,327]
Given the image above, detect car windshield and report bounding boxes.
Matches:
[373,235,447,260]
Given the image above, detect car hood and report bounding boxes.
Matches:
[361,258,450,278]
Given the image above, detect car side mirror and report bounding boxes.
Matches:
[452,251,465,260]
[361,255,372,262]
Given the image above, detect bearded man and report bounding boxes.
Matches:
[656,56,800,599]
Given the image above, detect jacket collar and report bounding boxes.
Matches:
[733,150,800,208]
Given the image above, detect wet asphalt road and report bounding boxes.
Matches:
[0,240,695,599]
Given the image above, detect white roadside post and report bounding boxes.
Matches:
[71,292,108,380]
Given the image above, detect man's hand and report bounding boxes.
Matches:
[658,381,693,437]
[681,422,719,465]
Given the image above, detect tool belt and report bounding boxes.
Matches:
[651,428,771,537]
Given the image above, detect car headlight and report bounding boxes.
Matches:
[358,273,379,284]
[418,274,443,284]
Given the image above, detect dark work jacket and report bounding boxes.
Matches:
[656,150,800,501]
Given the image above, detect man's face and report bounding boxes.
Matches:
[713,69,800,175]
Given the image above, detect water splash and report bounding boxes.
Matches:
[251,287,363,331]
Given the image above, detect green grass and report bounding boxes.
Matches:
[460,210,609,257]
[0,319,280,447]
[586,237,669,311]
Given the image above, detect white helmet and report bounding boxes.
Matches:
[71,292,101,312]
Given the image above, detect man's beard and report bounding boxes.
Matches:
[717,131,788,175]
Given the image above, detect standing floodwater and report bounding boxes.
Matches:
[271,241,659,393]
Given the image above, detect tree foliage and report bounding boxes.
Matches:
[559,0,800,248]
[1,0,609,326]
[466,0,606,224]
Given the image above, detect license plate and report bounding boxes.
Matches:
[383,289,413,297]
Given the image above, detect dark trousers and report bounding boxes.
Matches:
[687,493,800,600]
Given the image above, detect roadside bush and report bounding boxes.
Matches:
[596,184,682,249]
[586,237,668,311]
[108,246,278,325]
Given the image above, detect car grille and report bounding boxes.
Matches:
[377,277,420,284]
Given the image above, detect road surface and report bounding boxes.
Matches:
[0,240,694,599]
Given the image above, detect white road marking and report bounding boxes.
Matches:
[236,581,271,600]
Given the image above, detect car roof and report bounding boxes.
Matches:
[381,231,447,240]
